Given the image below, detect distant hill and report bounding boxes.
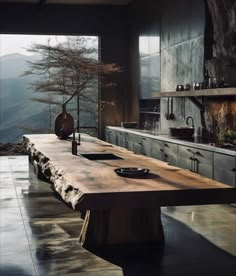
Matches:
[0,53,96,143]
[0,53,54,143]
[0,53,39,79]
[0,77,54,143]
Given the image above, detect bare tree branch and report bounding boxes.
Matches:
[23,37,122,108]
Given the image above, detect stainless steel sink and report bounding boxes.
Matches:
[81,153,123,160]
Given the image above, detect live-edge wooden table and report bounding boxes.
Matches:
[23,134,236,248]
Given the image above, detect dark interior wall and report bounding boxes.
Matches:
[0,3,129,138]
[127,0,161,122]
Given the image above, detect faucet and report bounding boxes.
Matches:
[186,116,194,128]
[72,127,80,155]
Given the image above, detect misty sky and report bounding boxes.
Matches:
[0,34,69,57]
[0,34,98,57]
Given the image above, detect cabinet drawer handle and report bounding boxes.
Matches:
[164,143,169,147]
[142,138,147,141]
[232,168,236,172]
[195,151,201,156]
[160,149,164,152]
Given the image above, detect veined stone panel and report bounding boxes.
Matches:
[191,35,204,84]
[190,0,205,39]
[205,98,236,140]
[161,41,192,92]
[161,0,191,50]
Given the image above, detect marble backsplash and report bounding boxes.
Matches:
[204,98,236,141]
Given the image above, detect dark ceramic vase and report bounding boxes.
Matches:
[54,104,74,139]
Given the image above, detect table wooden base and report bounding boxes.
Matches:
[79,208,164,247]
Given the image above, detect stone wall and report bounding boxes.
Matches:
[205,0,236,86]
[160,0,236,139]
[205,98,236,140]
[204,0,236,140]
[160,0,205,134]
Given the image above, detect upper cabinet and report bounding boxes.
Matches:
[139,32,160,99]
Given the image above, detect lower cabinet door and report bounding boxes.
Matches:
[132,135,152,156]
[117,131,126,148]
[105,129,117,145]
[163,142,178,166]
[178,146,213,178]
[140,137,152,156]
[177,145,193,171]
[151,139,164,160]
[125,133,134,152]
[214,153,236,187]
[194,149,213,179]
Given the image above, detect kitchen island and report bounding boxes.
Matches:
[23,133,236,248]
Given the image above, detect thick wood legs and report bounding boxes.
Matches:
[79,207,164,248]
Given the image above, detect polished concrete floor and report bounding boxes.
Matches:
[0,155,236,276]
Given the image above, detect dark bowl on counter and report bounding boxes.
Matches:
[169,127,194,139]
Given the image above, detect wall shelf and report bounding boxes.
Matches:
[152,87,236,97]
[140,111,160,115]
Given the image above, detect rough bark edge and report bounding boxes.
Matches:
[22,136,83,210]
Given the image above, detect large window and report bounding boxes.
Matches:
[0,34,99,143]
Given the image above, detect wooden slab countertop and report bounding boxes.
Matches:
[23,134,236,210]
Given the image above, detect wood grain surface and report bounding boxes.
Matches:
[23,134,236,210]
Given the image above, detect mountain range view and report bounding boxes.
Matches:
[0,53,53,143]
[0,53,98,143]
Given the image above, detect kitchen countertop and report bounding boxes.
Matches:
[106,126,236,156]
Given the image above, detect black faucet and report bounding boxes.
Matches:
[72,127,80,155]
[186,116,194,128]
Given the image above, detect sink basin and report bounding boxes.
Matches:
[81,153,123,160]
[169,127,194,139]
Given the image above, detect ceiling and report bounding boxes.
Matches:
[0,0,132,5]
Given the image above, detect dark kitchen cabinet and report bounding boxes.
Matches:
[162,141,178,166]
[132,134,142,154]
[140,136,152,156]
[178,145,213,178]
[151,139,163,160]
[105,127,236,187]
[117,133,152,156]
[125,133,134,152]
[116,131,126,148]
[214,153,236,187]
[105,128,117,145]
[132,135,152,156]
[151,140,178,166]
